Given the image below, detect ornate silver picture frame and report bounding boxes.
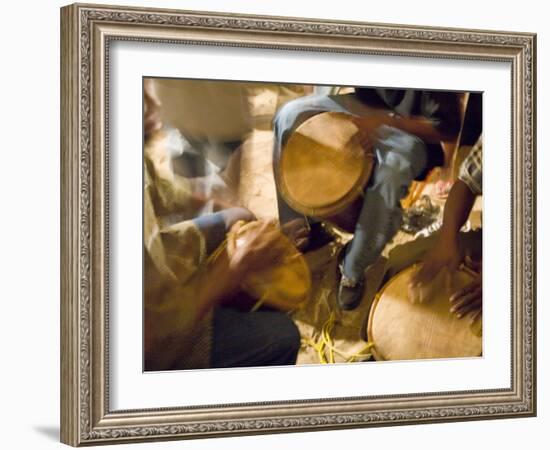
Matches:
[60,3,536,446]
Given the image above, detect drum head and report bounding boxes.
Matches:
[279,112,373,218]
[367,266,482,361]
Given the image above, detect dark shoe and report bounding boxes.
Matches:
[281,219,334,253]
[281,218,310,251]
[305,222,334,252]
[337,271,365,311]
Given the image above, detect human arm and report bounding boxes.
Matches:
[353,91,461,145]
[409,179,476,293]
[144,219,289,364]
[199,221,285,314]
[186,220,289,320]
[353,112,453,145]
[409,139,483,312]
[410,139,482,288]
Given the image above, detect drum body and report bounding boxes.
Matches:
[367,266,482,361]
[276,112,374,233]
[227,221,311,311]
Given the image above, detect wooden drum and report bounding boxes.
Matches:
[367,266,482,361]
[227,221,311,311]
[276,112,374,233]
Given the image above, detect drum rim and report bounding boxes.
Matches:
[367,265,479,361]
[279,164,373,218]
[276,112,375,219]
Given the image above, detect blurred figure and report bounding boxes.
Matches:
[143,79,301,370]
[145,79,241,221]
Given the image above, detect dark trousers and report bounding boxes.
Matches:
[210,307,301,368]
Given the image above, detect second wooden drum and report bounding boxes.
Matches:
[367,266,482,361]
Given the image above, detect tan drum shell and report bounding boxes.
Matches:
[227,221,311,311]
[277,112,374,219]
[367,266,482,361]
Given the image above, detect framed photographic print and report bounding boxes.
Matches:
[60,2,536,446]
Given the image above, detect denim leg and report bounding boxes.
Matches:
[342,126,428,282]
[210,307,301,368]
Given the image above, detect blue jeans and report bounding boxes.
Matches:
[210,307,300,368]
[273,94,428,283]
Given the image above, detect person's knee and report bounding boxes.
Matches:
[273,95,331,141]
[378,127,428,177]
[397,130,425,154]
[380,125,424,151]
[282,318,301,353]
[372,166,411,207]
[400,135,428,178]
[273,99,306,137]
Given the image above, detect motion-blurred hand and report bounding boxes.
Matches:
[408,238,461,303]
[352,116,381,152]
[281,218,310,251]
[449,255,482,323]
[144,79,163,138]
[228,220,288,276]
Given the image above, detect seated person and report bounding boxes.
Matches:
[144,209,302,370]
[144,80,301,370]
[409,136,483,323]
[272,87,461,310]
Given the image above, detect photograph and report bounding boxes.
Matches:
[143,78,484,371]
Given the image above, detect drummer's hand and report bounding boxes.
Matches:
[228,220,287,276]
[144,79,163,138]
[281,218,310,251]
[449,255,482,323]
[408,238,461,303]
[352,116,382,151]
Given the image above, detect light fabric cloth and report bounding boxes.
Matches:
[143,130,212,371]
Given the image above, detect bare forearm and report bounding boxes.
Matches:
[438,180,476,243]
[355,112,454,143]
[387,115,451,143]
